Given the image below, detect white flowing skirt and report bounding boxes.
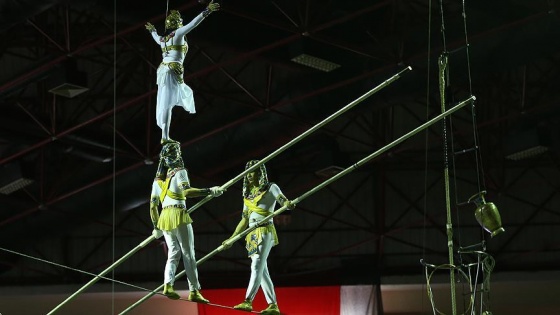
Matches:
[156,65,196,129]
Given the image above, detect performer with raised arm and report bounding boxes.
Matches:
[222,160,294,315]
[145,1,220,144]
[150,142,224,303]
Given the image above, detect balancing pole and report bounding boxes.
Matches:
[185,66,413,215]
[120,95,475,314]
[48,67,412,314]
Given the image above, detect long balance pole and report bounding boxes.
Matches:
[48,67,412,314]
[185,66,413,215]
[120,95,475,314]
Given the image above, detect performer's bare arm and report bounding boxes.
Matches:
[222,215,248,249]
[149,197,160,226]
[178,169,223,198]
[231,216,249,238]
[149,182,163,239]
[183,185,224,198]
[184,187,215,198]
[149,182,161,227]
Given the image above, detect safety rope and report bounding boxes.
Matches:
[112,0,118,312]
[0,246,260,313]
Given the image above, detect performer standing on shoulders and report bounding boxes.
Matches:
[150,142,224,303]
[222,160,294,315]
[145,1,220,144]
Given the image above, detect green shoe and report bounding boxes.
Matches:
[162,283,180,300]
[261,303,280,315]
[233,299,253,312]
[188,290,209,304]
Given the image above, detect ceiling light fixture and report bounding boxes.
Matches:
[291,53,341,72]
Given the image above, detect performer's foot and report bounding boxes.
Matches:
[233,299,253,312]
[188,290,209,304]
[260,303,280,315]
[162,283,180,300]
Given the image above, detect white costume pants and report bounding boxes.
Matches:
[156,65,195,140]
[246,231,276,304]
[163,223,200,291]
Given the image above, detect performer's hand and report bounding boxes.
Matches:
[284,200,295,210]
[145,22,156,32]
[152,228,163,239]
[207,0,220,12]
[222,239,233,249]
[209,186,225,197]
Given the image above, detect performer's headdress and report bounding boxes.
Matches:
[242,160,269,198]
[155,158,167,180]
[160,142,184,170]
[165,10,183,30]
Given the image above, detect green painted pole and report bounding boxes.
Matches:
[185,66,413,215]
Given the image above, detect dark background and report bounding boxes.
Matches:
[0,0,559,313]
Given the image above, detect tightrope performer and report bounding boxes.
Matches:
[145,1,220,144]
[222,160,294,315]
[150,142,224,303]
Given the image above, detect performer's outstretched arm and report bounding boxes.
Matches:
[175,0,220,37]
[184,186,223,198]
[177,169,224,198]
[144,22,160,44]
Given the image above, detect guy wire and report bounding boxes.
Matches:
[461,0,486,194]
[112,0,118,312]
[0,246,160,295]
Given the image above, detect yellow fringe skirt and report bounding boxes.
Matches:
[157,206,193,231]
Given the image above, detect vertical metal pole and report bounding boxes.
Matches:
[438,53,457,315]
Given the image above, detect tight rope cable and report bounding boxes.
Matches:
[0,246,260,313]
[0,246,160,296]
[120,96,476,314]
[48,66,413,315]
